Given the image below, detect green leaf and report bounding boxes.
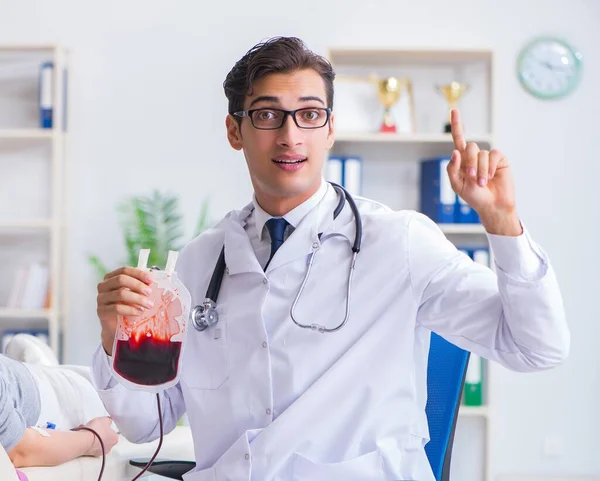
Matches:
[89,190,210,278]
[195,198,212,238]
[88,255,109,282]
[117,191,185,269]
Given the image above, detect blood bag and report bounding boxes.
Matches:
[111,249,191,393]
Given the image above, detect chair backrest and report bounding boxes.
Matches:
[424,332,470,481]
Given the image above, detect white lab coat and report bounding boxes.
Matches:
[91,183,569,481]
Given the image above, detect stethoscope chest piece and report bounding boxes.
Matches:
[191,299,219,331]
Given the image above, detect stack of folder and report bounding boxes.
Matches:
[419,156,481,224]
[325,155,363,197]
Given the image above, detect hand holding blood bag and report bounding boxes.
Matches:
[111,249,191,393]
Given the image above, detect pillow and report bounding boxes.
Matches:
[5,335,58,367]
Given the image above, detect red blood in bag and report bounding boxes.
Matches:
[113,336,182,386]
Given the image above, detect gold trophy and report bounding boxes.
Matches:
[436,81,469,133]
[336,73,413,133]
[376,76,403,133]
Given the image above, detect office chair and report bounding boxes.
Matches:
[424,332,471,481]
[131,331,470,480]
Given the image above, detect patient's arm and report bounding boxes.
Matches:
[8,417,118,468]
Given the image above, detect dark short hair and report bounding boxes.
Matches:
[223,36,335,119]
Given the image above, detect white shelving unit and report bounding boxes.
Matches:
[458,405,490,418]
[0,45,70,360]
[327,47,494,481]
[335,132,495,145]
[0,220,54,229]
[0,308,55,319]
[0,129,56,139]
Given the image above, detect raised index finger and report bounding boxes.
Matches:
[450,108,467,152]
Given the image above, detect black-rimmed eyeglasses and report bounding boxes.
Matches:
[233,107,331,130]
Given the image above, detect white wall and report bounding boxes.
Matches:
[0,0,598,478]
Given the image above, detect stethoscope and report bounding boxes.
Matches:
[190,182,363,334]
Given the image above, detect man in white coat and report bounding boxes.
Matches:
[92,37,569,481]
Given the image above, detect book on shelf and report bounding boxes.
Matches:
[325,155,363,196]
[39,61,53,129]
[456,247,490,268]
[458,247,490,407]
[6,263,51,310]
[419,156,481,224]
[463,354,484,406]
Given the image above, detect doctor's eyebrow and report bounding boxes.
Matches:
[248,95,326,108]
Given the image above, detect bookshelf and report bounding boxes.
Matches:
[335,132,494,145]
[327,46,494,481]
[459,405,490,418]
[0,45,70,360]
[0,129,56,139]
[0,220,53,229]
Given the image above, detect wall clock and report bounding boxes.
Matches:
[517,36,582,100]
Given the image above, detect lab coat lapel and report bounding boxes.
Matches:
[223,185,356,275]
[223,204,264,276]
[264,220,318,273]
[265,185,351,273]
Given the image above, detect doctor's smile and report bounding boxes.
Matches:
[91,36,569,481]
[271,153,308,171]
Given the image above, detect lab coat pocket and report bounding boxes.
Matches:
[290,450,385,481]
[181,316,229,390]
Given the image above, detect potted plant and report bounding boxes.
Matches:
[89,190,212,280]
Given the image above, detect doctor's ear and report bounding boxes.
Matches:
[326,114,335,149]
[226,115,243,151]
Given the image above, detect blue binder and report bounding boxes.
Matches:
[342,156,363,196]
[39,62,53,129]
[456,247,490,269]
[455,195,480,224]
[326,155,363,196]
[472,247,490,267]
[420,157,456,223]
[326,155,344,185]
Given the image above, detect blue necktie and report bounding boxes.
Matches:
[265,217,289,269]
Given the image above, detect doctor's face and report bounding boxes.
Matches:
[226,68,335,214]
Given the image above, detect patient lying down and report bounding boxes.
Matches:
[0,334,118,468]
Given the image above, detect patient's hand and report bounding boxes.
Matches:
[84,417,119,457]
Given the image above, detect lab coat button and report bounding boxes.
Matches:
[312,242,319,249]
[263,279,268,284]
[262,341,268,348]
[266,408,271,415]
[245,454,250,460]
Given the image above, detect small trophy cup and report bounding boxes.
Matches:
[376,76,403,133]
[436,81,469,133]
[336,73,413,134]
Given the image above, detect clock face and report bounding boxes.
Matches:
[517,37,582,100]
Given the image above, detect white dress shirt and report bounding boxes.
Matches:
[249,179,328,270]
[91,178,569,481]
